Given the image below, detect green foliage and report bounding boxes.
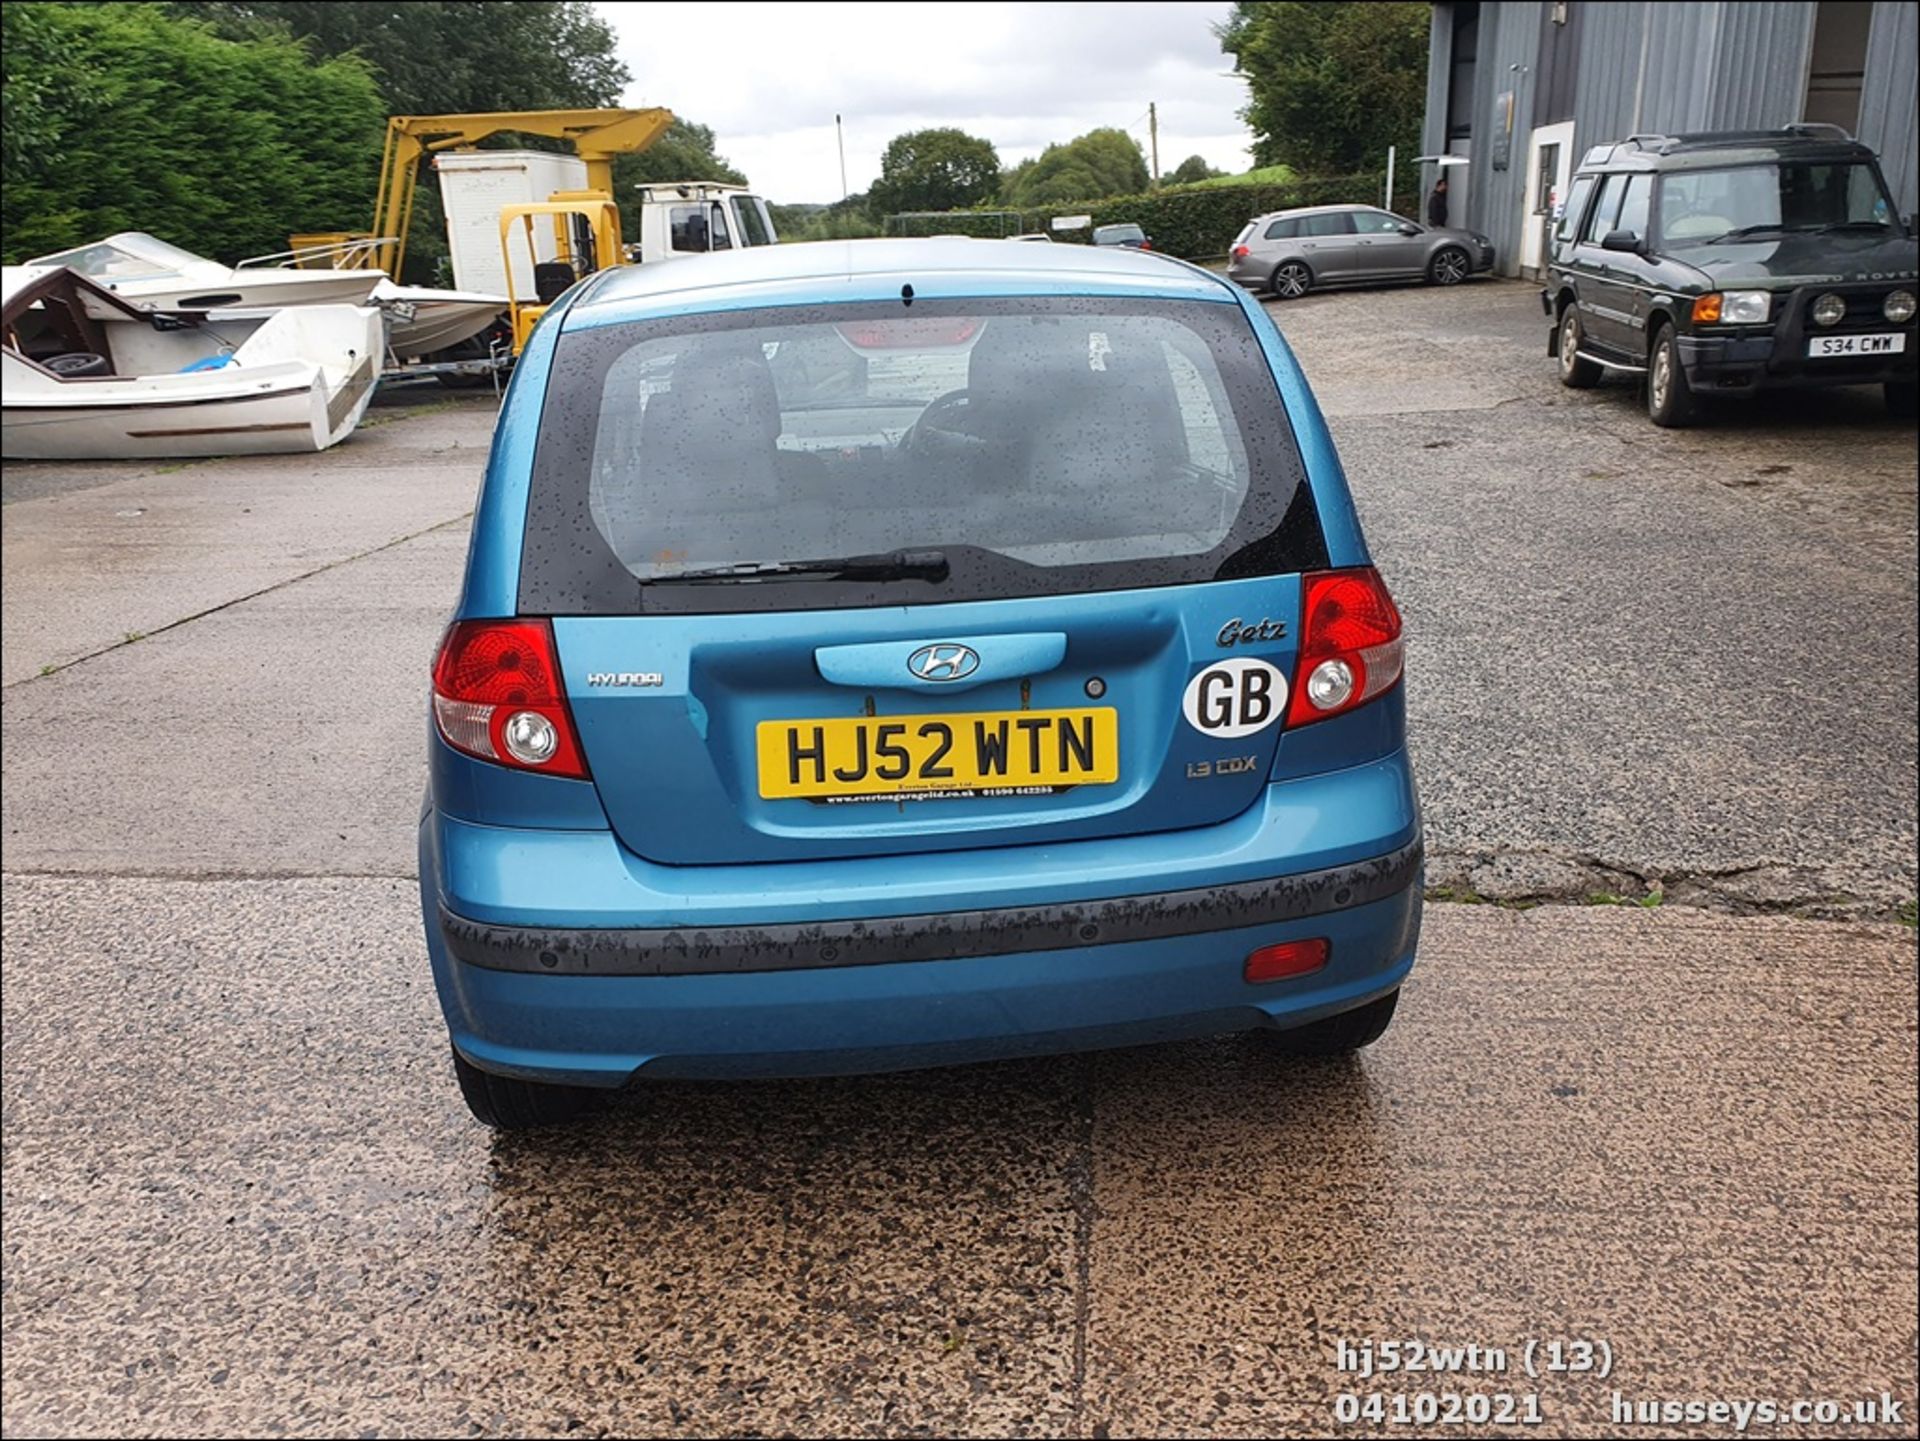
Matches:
[167,1,635,280]
[888,171,1389,260]
[771,198,885,242]
[2,5,105,181]
[867,129,1002,216]
[1189,163,1297,188]
[615,120,746,187]
[1218,1,1428,174]
[1001,128,1151,207]
[2,2,384,264]
[168,1,630,112]
[1165,154,1224,186]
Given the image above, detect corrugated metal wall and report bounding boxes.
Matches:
[1463,1,1545,270]
[1702,3,1818,129]
[1423,5,1454,158]
[1443,0,1919,273]
[1568,3,1646,149]
[1858,0,1920,212]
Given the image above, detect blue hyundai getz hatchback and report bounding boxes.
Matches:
[420,238,1421,1128]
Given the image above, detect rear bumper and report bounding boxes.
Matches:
[421,752,1422,1084]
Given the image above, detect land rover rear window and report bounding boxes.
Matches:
[519,297,1326,615]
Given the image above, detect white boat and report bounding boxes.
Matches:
[3,266,382,460]
[28,231,385,311]
[26,232,507,364]
[370,279,509,361]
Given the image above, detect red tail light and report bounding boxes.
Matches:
[1232,245,1250,259]
[431,619,588,779]
[1287,567,1404,727]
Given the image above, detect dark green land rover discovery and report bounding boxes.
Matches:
[1543,126,1918,427]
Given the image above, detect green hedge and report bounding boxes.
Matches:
[887,172,1429,260]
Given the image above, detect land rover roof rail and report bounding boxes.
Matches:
[1780,121,1855,141]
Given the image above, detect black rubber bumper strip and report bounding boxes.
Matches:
[439,835,1423,977]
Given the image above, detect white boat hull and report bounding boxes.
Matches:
[1,367,375,459]
[3,290,382,460]
[98,270,385,310]
[373,283,508,359]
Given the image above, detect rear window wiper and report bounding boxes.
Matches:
[643,549,950,585]
[1811,219,1890,232]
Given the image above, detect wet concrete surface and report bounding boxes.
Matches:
[3,286,1913,911]
[3,881,1913,1437]
[1269,280,1918,916]
[3,282,1917,1435]
[0,395,493,686]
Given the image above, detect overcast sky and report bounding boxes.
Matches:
[601,1,1251,205]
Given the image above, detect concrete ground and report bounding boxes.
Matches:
[3,283,1917,1437]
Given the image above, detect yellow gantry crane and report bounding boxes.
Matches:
[291,107,674,278]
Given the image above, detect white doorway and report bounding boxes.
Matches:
[1521,121,1576,275]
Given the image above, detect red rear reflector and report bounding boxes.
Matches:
[835,317,981,349]
[431,619,589,779]
[1245,938,1330,983]
[1287,566,1405,728]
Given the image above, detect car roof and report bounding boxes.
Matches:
[568,237,1232,327]
[1248,203,1384,222]
[1576,127,1879,174]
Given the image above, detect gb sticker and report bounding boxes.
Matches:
[1182,658,1288,739]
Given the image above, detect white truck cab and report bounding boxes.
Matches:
[628,183,780,262]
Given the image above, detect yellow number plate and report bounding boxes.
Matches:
[757,707,1119,800]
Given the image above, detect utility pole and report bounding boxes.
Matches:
[836,114,849,203]
[1149,102,1160,187]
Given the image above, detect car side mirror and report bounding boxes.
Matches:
[1399,224,1421,237]
[1601,228,1643,253]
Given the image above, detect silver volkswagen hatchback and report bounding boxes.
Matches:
[1227,205,1495,300]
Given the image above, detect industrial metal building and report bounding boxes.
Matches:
[1421,1,1920,277]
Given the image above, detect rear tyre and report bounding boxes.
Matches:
[1261,989,1400,1056]
[1887,381,1918,420]
[1557,307,1603,389]
[1269,260,1312,300]
[1427,246,1471,286]
[1646,326,1697,428]
[451,1045,603,1130]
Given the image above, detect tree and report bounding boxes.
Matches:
[2,3,383,263]
[168,1,629,112]
[172,2,738,283]
[1217,2,1428,175]
[615,120,746,187]
[1166,154,1225,186]
[1001,128,1150,207]
[867,128,1001,215]
[2,5,104,182]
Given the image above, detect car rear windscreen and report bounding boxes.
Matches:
[519,296,1326,614]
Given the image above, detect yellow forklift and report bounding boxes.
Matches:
[290,107,674,282]
[496,195,624,354]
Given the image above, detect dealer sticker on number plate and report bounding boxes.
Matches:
[757,707,1118,800]
[1808,333,1906,358]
